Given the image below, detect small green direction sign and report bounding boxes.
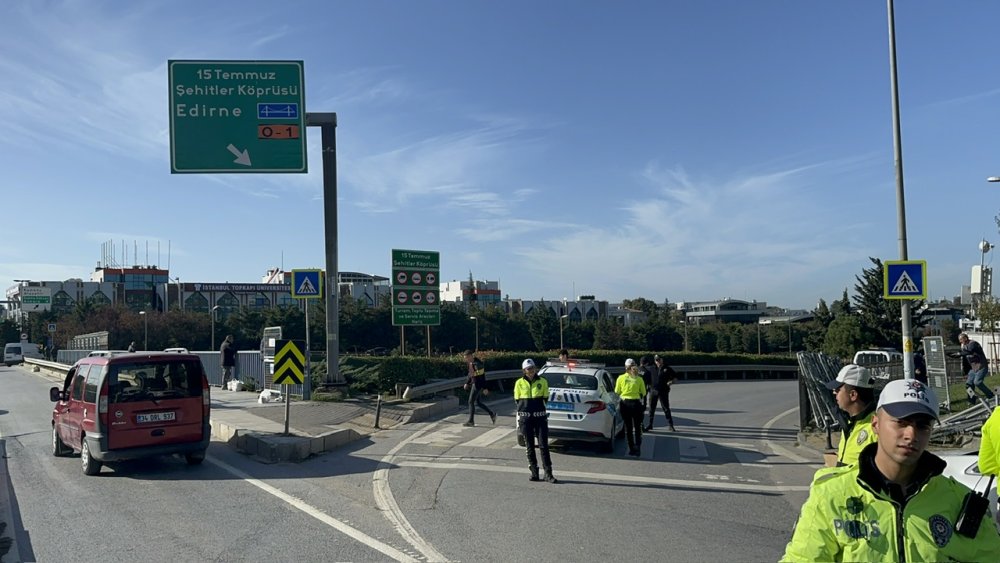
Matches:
[273,339,305,385]
[168,60,307,173]
[391,249,440,326]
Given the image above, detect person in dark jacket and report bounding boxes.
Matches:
[953,333,995,403]
[220,335,236,389]
[462,350,495,426]
[645,354,676,431]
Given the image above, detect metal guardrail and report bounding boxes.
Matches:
[28,351,303,396]
[401,364,799,400]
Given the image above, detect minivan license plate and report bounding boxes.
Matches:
[136,411,176,424]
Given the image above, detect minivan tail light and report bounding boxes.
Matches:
[585,400,606,414]
[98,386,109,430]
[202,377,210,418]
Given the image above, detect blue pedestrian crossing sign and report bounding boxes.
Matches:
[291,269,322,299]
[883,260,927,300]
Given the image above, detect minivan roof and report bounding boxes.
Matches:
[78,352,200,365]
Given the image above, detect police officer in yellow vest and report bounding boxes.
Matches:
[782,379,1000,561]
[979,404,1000,520]
[615,358,647,457]
[825,363,877,467]
[515,359,557,483]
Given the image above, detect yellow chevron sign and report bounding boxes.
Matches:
[273,339,305,385]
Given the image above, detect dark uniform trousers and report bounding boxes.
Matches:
[647,389,672,427]
[520,413,553,472]
[620,399,644,451]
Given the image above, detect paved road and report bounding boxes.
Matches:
[1,365,822,562]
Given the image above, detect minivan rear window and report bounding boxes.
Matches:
[6,345,21,355]
[108,360,204,403]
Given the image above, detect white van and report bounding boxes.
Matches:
[853,349,903,366]
[4,342,42,366]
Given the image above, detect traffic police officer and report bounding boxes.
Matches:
[825,363,877,467]
[782,379,1000,561]
[615,358,647,457]
[514,358,557,483]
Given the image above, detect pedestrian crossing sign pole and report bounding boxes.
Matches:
[883,260,927,300]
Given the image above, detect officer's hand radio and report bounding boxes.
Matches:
[956,474,995,538]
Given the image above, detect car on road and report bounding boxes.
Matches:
[50,352,211,475]
[938,450,1000,532]
[4,341,42,366]
[517,359,623,452]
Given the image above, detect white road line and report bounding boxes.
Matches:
[394,460,809,493]
[640,435,656,460]
[373,423,450,563]
[762,406,813,464]
[677,437,709,461]
[409,425,466,446]
[205,456,417,563]
[461,427,514,448]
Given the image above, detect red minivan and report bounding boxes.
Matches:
[50,352,211,475]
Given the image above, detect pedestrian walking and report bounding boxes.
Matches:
[782,379,1000,561]
[824,363,876,467]
[953,333,995,404]
[558,348,570,362]
[462,350,495,426]
[220,335,236,390]
[615,358,647,457]
[514,358,557,483]
[127,341,136,353]
[646,354,676,431]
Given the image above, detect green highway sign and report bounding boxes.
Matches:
[168,60,307,173]
[391,249,440,326]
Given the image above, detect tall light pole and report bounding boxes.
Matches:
[139,311,147,351]
[469,316,478,353]
[211,305,220,350]
[681,319,688,352]
[787,318,793,356]
[560,314,569,350]
[173,277,182,311]
[757,321,762,355]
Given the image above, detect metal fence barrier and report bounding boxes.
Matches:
[402,364,799,401]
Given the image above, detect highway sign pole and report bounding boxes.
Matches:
[306,112,344,388]
[284,385,291,436]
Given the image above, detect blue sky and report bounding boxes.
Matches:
[3,1,1000,310]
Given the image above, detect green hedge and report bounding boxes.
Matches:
[315,350,797,394]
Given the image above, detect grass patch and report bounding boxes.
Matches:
[944,374,1000,413]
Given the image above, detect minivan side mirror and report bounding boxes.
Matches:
[49,387,65,402]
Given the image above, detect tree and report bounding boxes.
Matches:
[823,315,864,359]
[526,307,559,351]
[621,298,660,316]
[831,288,852,317]
[813,299,833,328]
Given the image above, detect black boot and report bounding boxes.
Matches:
[529,467,540,482]
[544,469,558,483]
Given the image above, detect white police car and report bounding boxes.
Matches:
[938,450,1000,532]
[517,359,623,452]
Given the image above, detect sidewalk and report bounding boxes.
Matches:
[209,388,460,462]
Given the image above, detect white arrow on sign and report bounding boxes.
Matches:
[227,144,252,166]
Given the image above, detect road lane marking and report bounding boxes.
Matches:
[374,423,450,563]
[677,437,709,461]
[640,436,656,460]
[393,460,809,493]
[762,407,812,463]
[461,427,515,448]
[409,425,466,446]
[206,456,417,563]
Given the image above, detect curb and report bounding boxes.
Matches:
[212,396,460,463]
[0,442,22,563]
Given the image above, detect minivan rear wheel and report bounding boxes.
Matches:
[185,451,206,465]
[52,426,69,457]
[81,439,102,476]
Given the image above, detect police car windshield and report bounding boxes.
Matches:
[542,372,598,390]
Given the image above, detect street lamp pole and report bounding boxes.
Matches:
[757,321,762,355]
[681,319,688,352]
[560,314,569,350]
[211,305,220,350]
[469,316,478,353]
[139,311,147,351]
